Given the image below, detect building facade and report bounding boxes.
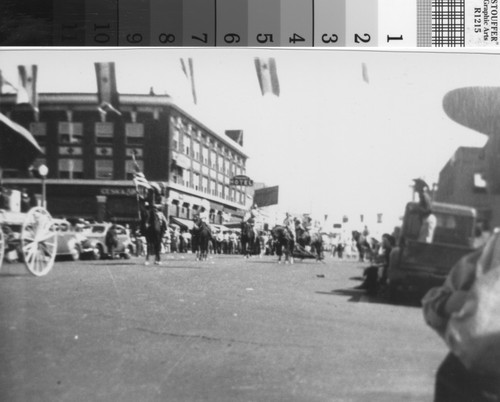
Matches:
[0,92,249,228]
[435,146,500,228]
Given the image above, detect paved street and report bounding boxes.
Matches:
[0,254,445,402]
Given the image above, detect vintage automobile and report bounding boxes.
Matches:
[82,223,133,260]
[53,219,95,261]
[386,201,477,302]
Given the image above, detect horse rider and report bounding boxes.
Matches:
[147,182,168,233]
[243,204,260,237]
[283,212,296,241]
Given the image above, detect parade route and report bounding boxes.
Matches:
[0,255,444,402]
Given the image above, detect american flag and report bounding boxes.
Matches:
[131,154,151,191]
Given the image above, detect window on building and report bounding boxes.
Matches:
[202,177,208,193]
[59,122,83,144]
[193,173,200,191]
[30,122,47,144]
[193,141,200,160]
[172,129,179,151]
[59,158,84,179]
[225,185,230,200]
[218,183,223,198]
[95,122,114,145]
[183,136,190,156]
[202,147,209,165]
[210,151,217,169]
[473,172,488,193]
[183,169,191,188]
[125,159,144,180]
[210,180,216,196]
[125,123,144,145]
[218,156,224,173]
[95,160,113,180]
[231,188,236,202]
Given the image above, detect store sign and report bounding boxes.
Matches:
[100,188,136,196]
[230,175,254,186]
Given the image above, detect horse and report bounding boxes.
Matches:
[295,226,324,261]
[240,221,256,258]
[140,203,167,265]
[191,219,212,261]
[270,225,295,264]
[352,230,374,262]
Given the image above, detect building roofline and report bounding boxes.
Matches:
[0,92,248,157]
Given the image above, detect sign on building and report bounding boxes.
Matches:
[253,185,279,207]
[230,175,254,186]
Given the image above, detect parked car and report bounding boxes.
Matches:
[386,201,477,302]
[53,218,94,261]
[82,223,133,260]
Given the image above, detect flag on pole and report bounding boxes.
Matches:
[17,65,38,111]
[94,62,121,115]
[180,58,197,104]
[131,154,151,191]
[254,57,280,96]
[362,62,369,84]
[0,70,17,94]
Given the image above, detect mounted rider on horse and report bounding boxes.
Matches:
[137,181,168,264]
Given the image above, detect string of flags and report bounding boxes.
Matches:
[180,57,197,104]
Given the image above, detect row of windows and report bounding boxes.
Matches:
[171,168,245,203]
[30,122,144,146]
[170,117,245,165]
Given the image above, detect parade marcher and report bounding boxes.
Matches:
[283,212,296,241]
[413,178,436,243]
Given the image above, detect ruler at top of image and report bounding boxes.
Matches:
[0,0,496,47]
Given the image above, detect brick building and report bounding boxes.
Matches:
[0,92,249,229]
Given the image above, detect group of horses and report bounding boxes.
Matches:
[138,203,325,264]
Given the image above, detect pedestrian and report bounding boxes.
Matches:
[105,224,118,259]
[422,231,500,401]
[413,178,437,243]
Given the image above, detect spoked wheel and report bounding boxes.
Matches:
[0,226,4,272]
[21,207,58,277]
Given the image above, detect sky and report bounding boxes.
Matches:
[0,48,496,230]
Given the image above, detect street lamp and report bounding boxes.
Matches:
[38,164,48,209]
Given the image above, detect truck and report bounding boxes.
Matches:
[386,201,477,302]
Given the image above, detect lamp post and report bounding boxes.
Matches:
[38,164,48,209]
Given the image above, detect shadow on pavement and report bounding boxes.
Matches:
[316,288,421,308]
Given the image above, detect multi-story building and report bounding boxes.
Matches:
[0,92,249,229]
[435,146,500,227]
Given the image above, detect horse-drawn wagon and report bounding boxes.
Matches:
[0,112,57,276]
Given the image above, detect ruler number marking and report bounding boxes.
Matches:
[126,33,143,44]
[257,34,274,44]
[159,34,176,44]
[321,34,338,44]
[289,33,305,44]
[192,33,208,44]
[93,24,111,44]
[354,33,371,43]
[224,33,240,44]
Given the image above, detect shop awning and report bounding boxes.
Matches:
[170,217,195,230]
[211,224,229,232]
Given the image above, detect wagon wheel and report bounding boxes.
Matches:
[0,225,4,272]
[21,207,57,277]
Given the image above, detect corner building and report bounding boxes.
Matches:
[0,93,249,227]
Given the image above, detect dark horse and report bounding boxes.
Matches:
[295,227,324,261]
[352,230,374,262]
[191,219,212,261]
[140,203,167,265]
[271,225,295,264]
[240,221,256,258]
